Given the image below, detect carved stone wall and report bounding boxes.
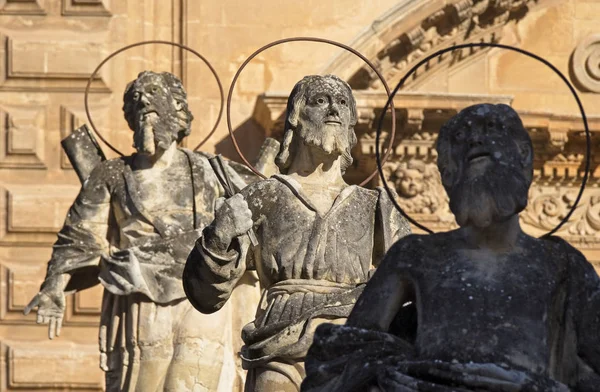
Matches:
[252,0,600,272]
[0,1,195,390]
[2,0,600,390]
[255,90,600,268]
[0,0,406,390]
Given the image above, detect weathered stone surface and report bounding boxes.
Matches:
[183,75,411,391]
[1,1,600,390]
[303,104,600,391]
[23,71,261,391]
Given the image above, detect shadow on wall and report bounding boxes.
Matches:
[215,118,268,164]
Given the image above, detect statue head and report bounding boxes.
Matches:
[436,104,533,228]
[122,71,193,155]
[394,160,426,198]
[275,74,358,173]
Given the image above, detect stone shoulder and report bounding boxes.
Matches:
[382,231,463,276]
[240,177,281,200]
[356,185,381,204]
[85,157,127,187]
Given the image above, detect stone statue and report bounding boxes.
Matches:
[24,71,261,391]
[303,103,600,392]
[183,74,411,392]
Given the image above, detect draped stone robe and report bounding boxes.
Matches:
[43,149,256,390]
[184,174,411,371]
[302,235,600,392]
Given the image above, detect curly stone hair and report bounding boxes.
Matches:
[275,74,358,173]
[122,71,194,143]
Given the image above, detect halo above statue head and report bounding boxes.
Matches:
[84,40,224,156]
[227,36,397,186]
[374,42,591,238]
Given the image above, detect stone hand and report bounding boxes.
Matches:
[23,275,67,340]
[212,194,254,250]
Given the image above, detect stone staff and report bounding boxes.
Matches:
[61,124,106,183]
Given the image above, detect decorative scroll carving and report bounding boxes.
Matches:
[571,33,600,93]
[522,187,600,242]
[325,0,546,90]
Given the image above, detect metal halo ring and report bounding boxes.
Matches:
[227,36,396,186]
[375,42,591,238]
[84,40,224,156]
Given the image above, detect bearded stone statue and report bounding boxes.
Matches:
[24,71,261,391]
[302,104,600,392]
[183,74,411,392]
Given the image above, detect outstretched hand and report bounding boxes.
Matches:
[23,287,66,340]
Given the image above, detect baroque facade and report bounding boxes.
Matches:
[0,0,598,390]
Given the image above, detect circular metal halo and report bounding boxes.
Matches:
[84,40,224,156]
[375,42,591,238]
[227,36,396,186]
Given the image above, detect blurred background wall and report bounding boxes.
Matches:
[0,0,599,390]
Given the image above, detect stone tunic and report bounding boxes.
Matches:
[184,174,411,367]
[43,149,257,391]
[46,150,234,302]
[303,235,600,391]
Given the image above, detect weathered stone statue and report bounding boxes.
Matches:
[183,74,411,391]
[24,71,260,391]
[303,104,600,392]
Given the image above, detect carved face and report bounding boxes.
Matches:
[447,105,530,182]
[436,104,533,228]
[296,77,353,157]
[123,71,192,156]
[396,168,424,198]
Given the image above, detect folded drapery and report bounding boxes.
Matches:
[303,323,570,392]
[241,279,365,368]
[99,229,202,304]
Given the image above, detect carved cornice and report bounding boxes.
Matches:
[322,0,549,90]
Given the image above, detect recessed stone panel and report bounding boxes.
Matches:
[0,264,45,323]
[0,105,46,169]
[6,185,79,233]
[0,0,45,15]
[0,33,109,92]
[62,0,110,16]
[4,340,103,389]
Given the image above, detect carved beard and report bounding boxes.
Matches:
[296,122,349,158]
[133,111,176,155]
[449,162,529,228]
